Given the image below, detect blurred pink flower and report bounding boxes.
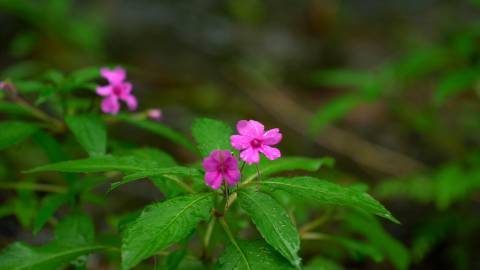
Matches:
[147,108,162,121]
[0,82,5,90]
[96,67,137,114]
[231,120,282,164]
[202,150,241,189]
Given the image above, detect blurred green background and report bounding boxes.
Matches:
[1,0,480,269]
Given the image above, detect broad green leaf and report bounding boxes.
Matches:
[25,155,151,173]
[64,67,100,91]
[121,193,214,270]
[110,166,201,191]
[0,101,30,116]
[238,190,301,268]
[65,115,107,157]
[243,156,334,182]
[124,148,185,197]
[192,118,232,157]
[309,94,361,133]
[393,46,449,81]
[33,194,68,235]
[0,121,38,150]
[217,240,294,270]
[13,189,38,228]
[433,68,478,105]
[121,116,196,152]
[0,242,106,270]
[260,177,399,223]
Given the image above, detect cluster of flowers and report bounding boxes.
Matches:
[2,67,282,191]
[202,120,282,189]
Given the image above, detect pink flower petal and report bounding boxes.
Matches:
[237,120,265,137]
[148,109,162,121]
[230,135,252,150]
[202,156,219,172]
[260,145,281,160]
[240,147,260,164]
[121,94,138,111]
[122,82,133,95]
[224,169,240,186]
[96,85,113,96]
[263,128,282,145]
[205,171,222,189]
[100,67,126,84]
[101,95,120,114]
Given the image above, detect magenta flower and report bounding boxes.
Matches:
[202,150,241,189]
[0,81,5,90]
[96,67,137,115]
[147,108,162,121]
[231,120,282,164]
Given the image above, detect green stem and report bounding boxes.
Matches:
[219,217,252,270]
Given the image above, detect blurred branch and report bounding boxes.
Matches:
[234,69,427,176]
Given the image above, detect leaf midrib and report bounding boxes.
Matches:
[241,191,297,265]
[16,245,106,270]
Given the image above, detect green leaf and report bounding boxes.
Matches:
[330,236,383,262]
[192,118,232,157]
[64,67,100,91]
[0,212,104,270]
[260,177,399,223]
[110,166,201,191]
[303,257,344,270]
[309,69,372,87]
[120,116,196,152]
[33,194,68,235]
[65,115,107,157]
[0,242,106,270]
[243,156,334,182]
[121,193,214,270]
[55,212,95,246]
[0,121,38,150]
[217,240,294,270]
[13,189,37,228]
[25,155,151,173]
[433,68,478,105]
[238,190,301,268]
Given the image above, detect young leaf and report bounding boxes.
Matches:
[192,118,232,157]
[0,121,38,150]
[33,194,68,235]
[238,190,301,268]
[65,115,107,157]
[110,166,201,191]
[120,116,196,152]
[217,239,295,270]
[260,177,399,223]
[121,193,214,270]
[243,156,334,182]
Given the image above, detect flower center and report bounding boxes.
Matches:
[250,139,262,148]
[112,85,123,96]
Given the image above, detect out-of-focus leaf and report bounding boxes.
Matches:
[217,239,294,270]
[243,156,335,182]
[394,46,449,81]
[13,189,37,228]
[344,212,410,270]
[309,94,362,133]
[33,193,68,235]
[330,236,383,262]
[65,115,107,157]
[433,68,479,105]
[0,101,30,116]
[192,118,232,157]
[121,116,196,152]
[261,177,399,223]
[238,190,301,268]
[0,121,38,150]
[56,212,95,246]
[163,249,187,270]
[303,257,345,270]
[0,242,106,270]
[121,193,214,270]
[309,70,372,87]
